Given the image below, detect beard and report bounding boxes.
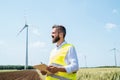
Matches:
[52,35,60,43]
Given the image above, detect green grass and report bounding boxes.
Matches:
[77,68,120,80]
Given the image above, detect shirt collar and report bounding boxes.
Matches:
[56,41,67,49]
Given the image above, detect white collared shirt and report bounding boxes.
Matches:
[50,41,79,73]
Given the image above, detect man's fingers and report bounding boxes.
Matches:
[47,66,53,71]
[41,71,47,75]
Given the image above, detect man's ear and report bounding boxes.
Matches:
[59,32,63,38]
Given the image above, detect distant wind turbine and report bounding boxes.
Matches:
[17,18,29,70]
[110,48,119,66]
[84,55,87,68]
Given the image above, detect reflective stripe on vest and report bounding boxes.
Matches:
[48,74,71,80]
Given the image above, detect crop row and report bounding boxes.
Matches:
[0,69,41,80]
[77,68,120,80]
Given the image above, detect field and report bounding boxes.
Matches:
[0,70,17,72]
[77,68,120,80]
[0,68,120,80]
[0,69,41,80]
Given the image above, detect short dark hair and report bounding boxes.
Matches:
[52,25,66,38]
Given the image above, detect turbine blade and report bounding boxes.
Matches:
[17,25,27,36]
[110,48,116,51]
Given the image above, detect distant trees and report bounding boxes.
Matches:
[0,65,33,70]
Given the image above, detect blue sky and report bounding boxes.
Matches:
[0,0,120,67]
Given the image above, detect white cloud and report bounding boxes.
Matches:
[31,27,41,36]
[105,23,117,31]
[30,41,46,48]
[0,41,3,45]
[112,9,118,14]
[0,40,5,46]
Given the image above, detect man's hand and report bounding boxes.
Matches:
[40,70,47,75]
[47,66,58,74]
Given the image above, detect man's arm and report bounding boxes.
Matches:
[64,46,79,73]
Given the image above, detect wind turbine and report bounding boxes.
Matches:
[110,48,119,66]
[18,18,29,70]
[84,55,87,68]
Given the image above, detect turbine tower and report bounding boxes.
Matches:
[18,18,29,70]
[84,55,87,68]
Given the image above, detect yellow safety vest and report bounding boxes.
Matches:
[46,44,76,80]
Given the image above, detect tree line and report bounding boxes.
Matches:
[0,65,34,70]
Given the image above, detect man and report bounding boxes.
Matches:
[41,25,79,80]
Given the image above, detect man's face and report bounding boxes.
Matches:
[51,28,60,43]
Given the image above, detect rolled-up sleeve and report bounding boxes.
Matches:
[64,46,79,73]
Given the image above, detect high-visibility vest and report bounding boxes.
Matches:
[46,44,76,80]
